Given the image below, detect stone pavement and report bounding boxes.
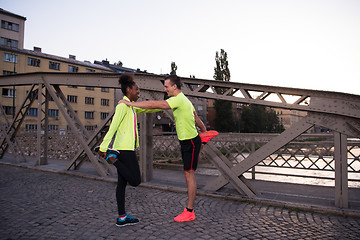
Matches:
[1,164,360,240]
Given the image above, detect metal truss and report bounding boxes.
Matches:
[0,103,27,163]
[0,84,38,159]
[1,72,359,208]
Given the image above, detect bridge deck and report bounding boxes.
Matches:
[1,155,359,215]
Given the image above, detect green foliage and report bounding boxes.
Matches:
[213,49,236,132]
[215,100,236,132]
[170,62,177,75]
[114,60,123,66]
[240,105,285,133]
[213,49,230,82]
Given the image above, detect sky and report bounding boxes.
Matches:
[1,0,359,95]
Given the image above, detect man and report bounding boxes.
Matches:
[119,74,207,222]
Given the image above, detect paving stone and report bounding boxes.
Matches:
[1,164,360,239]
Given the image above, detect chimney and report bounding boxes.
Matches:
[69,54,76,60]
[33,47,42,52]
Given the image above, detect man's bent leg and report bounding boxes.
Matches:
[185,170,197,209]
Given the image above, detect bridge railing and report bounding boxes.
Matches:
[153,132,360,187]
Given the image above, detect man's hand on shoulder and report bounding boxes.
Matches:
[118,99,130,105]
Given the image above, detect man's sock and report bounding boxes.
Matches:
[118,214,127,220]
[186,208,193,212]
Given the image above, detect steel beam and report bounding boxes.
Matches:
[139,113,154,182]
[41,77,107,177]
[307,112,360,138]
[334,132,348,208]
[66,107,116,176]
[52,85,90,140]
[1,73,359,120]
[204,117,314,192]
[0,103,27,163]
[202,142,257,196]
[0,85,38,159]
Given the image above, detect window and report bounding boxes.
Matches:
[68,65,79,72]
[85,125,95,131]
[101,87,109,92]
[85,97,94,105]
[67,95,77,103]
[85,111,94,119]
[25,124,37,131]
[48,109,59,117]
[86,87,94,91]
[1,20,19,32]
[28,108,38,116]
[86,68,95,72]
[49,61,60,70]
[4,53,17,63]
[101,112,109,119]
[48,125,58,131]
[28,57,40,67]
[0,37,18,48]
[101,98,109,106]
[3,106,15,115]
[2,88,15,97]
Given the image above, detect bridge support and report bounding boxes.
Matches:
[203,117,314,195]
[41,77,108,177]
[139,113,153,182]
[334,131,348,208]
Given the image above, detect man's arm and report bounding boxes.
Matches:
[194,110,207,133]
[119,99,171,110]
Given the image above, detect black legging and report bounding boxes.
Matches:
[113,150,141,216]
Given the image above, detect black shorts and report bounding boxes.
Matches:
[179,135,201,171]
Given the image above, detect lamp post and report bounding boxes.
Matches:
[12,53,16,119]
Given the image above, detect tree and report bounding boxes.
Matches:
[214,49,230,83]
[213,49,236,132]
[114,60,123,66]
[170,62,177,75]
[240,105,285,133]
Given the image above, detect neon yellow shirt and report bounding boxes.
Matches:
[166,92,198,141]
[99,96,159,151]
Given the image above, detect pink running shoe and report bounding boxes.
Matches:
[174,208,196,222]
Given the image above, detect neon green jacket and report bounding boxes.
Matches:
[99,96,159,151]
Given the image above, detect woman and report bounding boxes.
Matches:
[97,74,158,227]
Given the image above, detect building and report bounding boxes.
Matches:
[274,109,307,130]
[0,45,117,134]
[0,9,116,134]
[0,8,26,50]
[1,8,208,135]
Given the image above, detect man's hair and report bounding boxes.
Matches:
[119,74,136,95]
[165,74,181,90]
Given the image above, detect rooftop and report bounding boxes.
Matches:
[0,8,27,21]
